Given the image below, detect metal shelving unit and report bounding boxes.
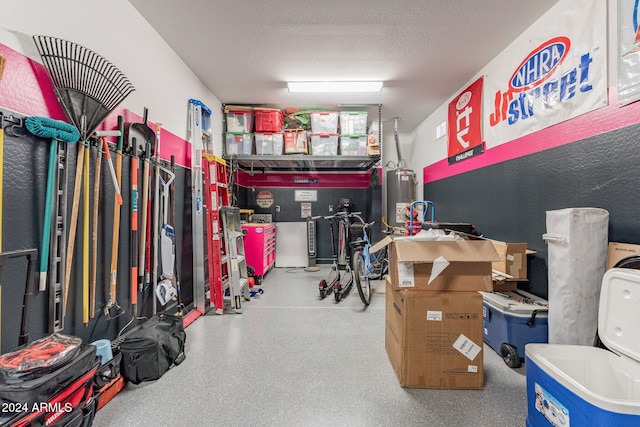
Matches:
[222,104,382,172]
[228,154,380,172]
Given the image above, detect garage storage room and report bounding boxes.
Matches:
[0,0,639,426]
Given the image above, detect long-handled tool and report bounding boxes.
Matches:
[81,136,91,325]
[105,118,126,320]
[123,109,155,293]
[139,142,151,292]
[0,113,3,346]
[152,123,162,314]
[63,141,84,318]
[90,138,103,319]
[156,165,177,306]
[130,137,140,316]
[32,36,134,323]
[24,117,79,293]
[87,130,123,319]
[170,155,185,315]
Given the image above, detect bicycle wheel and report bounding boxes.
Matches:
[354,251,371,305]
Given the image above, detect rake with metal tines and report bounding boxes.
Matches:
[32,35,134,323]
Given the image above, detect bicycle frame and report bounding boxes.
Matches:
[350,214,389,306]
[351,214,387,280]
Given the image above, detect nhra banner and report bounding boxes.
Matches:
[483,0,607,148]
[618,0,640,106]
[447,77,484,164]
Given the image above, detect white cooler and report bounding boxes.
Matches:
[525,268,640,426]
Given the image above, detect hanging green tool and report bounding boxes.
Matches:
[25,117,79,292]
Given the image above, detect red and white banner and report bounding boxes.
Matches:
[447,77,484,164]
[484,0,607,148]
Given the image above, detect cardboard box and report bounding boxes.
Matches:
[490,240,528,279]
[371,236,499,292]
[385,278,484,388]
[606,242,640,270]
[491,269,527,292]
[448,231,530,280]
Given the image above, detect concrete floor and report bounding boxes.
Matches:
[93,266,529,427]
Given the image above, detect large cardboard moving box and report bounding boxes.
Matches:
[385,279,484,389]
[371,237,498,292]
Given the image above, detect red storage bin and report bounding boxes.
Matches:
[254,109,284,132]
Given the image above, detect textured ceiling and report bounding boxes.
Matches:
[129,0,559,132]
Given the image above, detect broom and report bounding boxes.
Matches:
[32,35,134,322]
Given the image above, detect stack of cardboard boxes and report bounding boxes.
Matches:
[372,237,499,388]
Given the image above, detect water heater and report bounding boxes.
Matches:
[386,169,416,227]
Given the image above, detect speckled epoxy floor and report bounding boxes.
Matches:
[93,266,528,427]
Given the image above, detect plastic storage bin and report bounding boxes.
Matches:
[525,268,640,427]
[225,110,254,133]
[255,132,284,155]
[310,112,339,133]
[254,109,283,132]
[339,111,368,134]
[339,135,368,156]
[310,133,338,156]
[283,129,308,154]
[481,290,548,368]
[225,132,253,155]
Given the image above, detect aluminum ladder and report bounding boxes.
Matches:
[187,99,212,315]
[220,206,250,313]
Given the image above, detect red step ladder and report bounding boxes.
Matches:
[202,153,229,314]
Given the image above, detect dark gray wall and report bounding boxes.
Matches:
[239,185,383,263]
[423,122,640,299]
[0,108,189,351]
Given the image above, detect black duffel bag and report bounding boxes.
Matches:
[118,313,186,385]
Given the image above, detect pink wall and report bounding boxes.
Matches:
[0,43,191,167]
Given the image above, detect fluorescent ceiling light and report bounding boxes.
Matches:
[287,81,383,93]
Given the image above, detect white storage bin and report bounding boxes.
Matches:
[255,132,284,155]
[225,132,253,155]
[226,110,254,133]
[310,112,339,133]
[339,111,368,134]
[310,133,338,156]
[339,135,368,156]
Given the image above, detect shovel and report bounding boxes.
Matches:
[124,108,155,292]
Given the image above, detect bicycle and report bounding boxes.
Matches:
[316,211,355,302]
[349,214,389,305]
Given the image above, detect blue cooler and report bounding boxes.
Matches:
[526,268,640,426]
[481,290,548,368]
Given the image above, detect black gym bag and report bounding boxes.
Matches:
[118,313,186,384]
